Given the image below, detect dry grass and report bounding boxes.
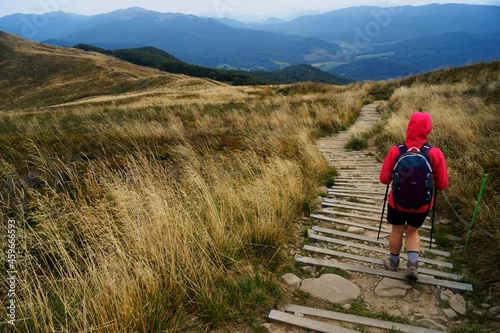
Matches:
[0,75,366,331]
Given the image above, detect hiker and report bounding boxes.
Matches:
[379,112,448,280]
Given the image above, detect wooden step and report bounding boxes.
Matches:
[303,245,462,280]
[322,200,432,226]
[323,198,384,210]
[296,256,473,291]
[309,232,450,262]
[322,208,384,221]
[327,192,383,201]
[310,214,392,234]
[311,226,452,260]
[283,305,446,333]
[329,187,387,195]
[311,209,431,237]
[322,201,385,214]
[269,310,358,333]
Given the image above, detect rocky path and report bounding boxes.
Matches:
[267,104,475,333]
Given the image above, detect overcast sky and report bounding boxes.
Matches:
[0,1,496,19]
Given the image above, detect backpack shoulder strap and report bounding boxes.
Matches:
[396,144,408,154]
[420,142,433,154]
[420,142,434,173]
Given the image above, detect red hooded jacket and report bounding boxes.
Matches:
[379,112,449,213]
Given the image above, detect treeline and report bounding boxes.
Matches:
[75,44,351,86]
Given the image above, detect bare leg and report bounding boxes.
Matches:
[405,225,420,253]
[389,224,406,254]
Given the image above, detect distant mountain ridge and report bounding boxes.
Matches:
[0,4,499,81]
[258,4,500,42]
[0,7,340,71]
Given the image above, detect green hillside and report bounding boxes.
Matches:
[75,44,351,85]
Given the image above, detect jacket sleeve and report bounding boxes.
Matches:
[430,148,449,191]
[379,146,399,185]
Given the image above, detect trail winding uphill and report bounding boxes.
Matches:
[267,104,475,333]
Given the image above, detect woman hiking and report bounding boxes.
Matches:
[379,112,449,280]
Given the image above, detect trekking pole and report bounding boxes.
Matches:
[429,186,438,250]
[377,184,390,241]
[464,173,488,250]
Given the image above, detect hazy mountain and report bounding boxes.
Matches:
[0,11,88,41]
[1,4,498,81]
[256,4,500,43]
[0,7,341,71]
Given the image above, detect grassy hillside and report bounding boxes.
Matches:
[75,44,351,85]
[0,32,225,110]
[0,30,498,332]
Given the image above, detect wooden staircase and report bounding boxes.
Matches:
[268,104,472,332]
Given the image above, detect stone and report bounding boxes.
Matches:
[342,304,352,310]
[433,317,448,325]
[261,323,272,330]
[282,273,302,288]
[481,303,491,308]
[300,274,360,304]
[442,308,458,319]
[440,289,467,315]
[316,186,328,196]
[439,219,452,225]
[489,306,500,316]
[347,226,365,234]
[301,266,314,273]
[416,319,447,331]
[440,289,454,302]
[444,234,461,242]
[374,278,412,298]
[449,293,467,315]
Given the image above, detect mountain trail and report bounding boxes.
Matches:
[266,103,475,333]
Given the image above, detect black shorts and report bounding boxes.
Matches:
[387,204,428,228]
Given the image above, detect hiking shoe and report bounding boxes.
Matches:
[406,262,419,281]
[384,256,399,271]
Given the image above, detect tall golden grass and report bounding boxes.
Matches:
[0,82,366,331]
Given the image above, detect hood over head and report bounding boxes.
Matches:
[405,112,432,149]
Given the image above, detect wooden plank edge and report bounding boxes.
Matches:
[303,245,463,281]
[296,256,473,292]
[311,226,452,261]
[284,305,446,333]
[268,310,359,333]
